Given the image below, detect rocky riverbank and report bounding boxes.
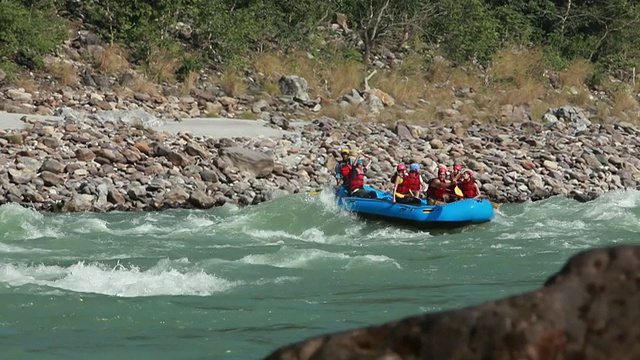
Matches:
[1,105,639,213]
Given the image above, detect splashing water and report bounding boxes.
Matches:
[0,190,638,359]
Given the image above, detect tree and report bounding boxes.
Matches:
[339,0,437,69]
[0,0,66,68]
[430,0,500,64]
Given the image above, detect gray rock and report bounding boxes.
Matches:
[366,94,384,113]
[185,143,208,158]
[42,137,61,148]
[8,169,35,184]
[40,171,65,186]
[61,193,95,212]
[278,75,310,101]
[127,186,147,201]
[222,146,274,178]
[41,159,65,174]
[200,169,219,183]
[75,149,96,162]
[165,187,189,203]
[17,157,43,172]
[107,188,126,205]
[189,190,214,209]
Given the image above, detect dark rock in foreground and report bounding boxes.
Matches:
[265,245,640,360]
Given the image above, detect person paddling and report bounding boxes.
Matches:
[334,149,353,189]
[426,166,453,205]
[394,163,424,204]
[459,169,481,199]
[348,159,377,198]
[392,163,420,205]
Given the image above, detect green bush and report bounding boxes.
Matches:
[0,0,66,69]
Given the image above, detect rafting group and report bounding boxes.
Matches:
[334,148,482,205]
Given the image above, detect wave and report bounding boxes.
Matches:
[0,258,240,297]
[237,246,402,269]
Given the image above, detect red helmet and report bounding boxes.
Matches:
[453,163,463,171]
[438,167,447,174]
[397,163,407,171]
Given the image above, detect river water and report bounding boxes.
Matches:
[1,190,639,359]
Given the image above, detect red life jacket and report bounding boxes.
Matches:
[398,172,421,194]
[459,178,478,198]
[349,169,365,192]
[339,162,352,179]
[427,178,447,200]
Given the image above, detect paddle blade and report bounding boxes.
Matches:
[454,186,463,197]
[491,202,500,209]
[394,192,405,198]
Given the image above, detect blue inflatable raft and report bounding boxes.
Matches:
[335,186,494,229]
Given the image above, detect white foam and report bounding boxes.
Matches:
[0,242,51,253]
[254,276,301,285]
[69,218,110,234]
[238,247,401,269]
[0,203,63,240]
[0,259,239,297]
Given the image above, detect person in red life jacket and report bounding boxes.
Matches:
[459,169,481,199]
[349,159,377,198]
[446,162,465,201]
[393,163,423,204]
[334,149,353,189]
[426,166,453,205]
[391,163,407,199]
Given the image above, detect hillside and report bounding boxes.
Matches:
[1,0,639,125]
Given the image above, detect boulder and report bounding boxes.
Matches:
[189,190,214,209]
[41,159,65,174]
[61,193,95,212]
[265,245,640,360]
[279,75,310,101]
[222,146,274,178]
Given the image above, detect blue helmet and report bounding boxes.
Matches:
[410,163,420,171]
[357,159,365,164]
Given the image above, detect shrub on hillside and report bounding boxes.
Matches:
[0,0,66,69]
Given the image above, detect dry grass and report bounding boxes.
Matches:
[448,67,483,90]
[530,100,551,121]
[94,44,129,76]
[181,71,199,95]
[14,77,38,92]
[494,82,547,106]
[422,85,455,108]
[125,75,160,97]
[260,79,280,96]
[47,61,79,88]
[146,47,180,83]
[218,70,247,97]
[425,56,451,83]
[251,52,287,78]
[318,103,366,121]
[320,62,365,98]
[566,88,593,107]
[371,71,426,105]
[558,59,593,88]
[488,47,546,87]
[378,107,437,124]
[611,85,639,116]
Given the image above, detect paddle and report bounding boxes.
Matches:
[454,186,463,197]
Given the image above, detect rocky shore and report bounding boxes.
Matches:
[264,244,640,359]
[0,105,639,213]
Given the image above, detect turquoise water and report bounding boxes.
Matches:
[1,190,639,359]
